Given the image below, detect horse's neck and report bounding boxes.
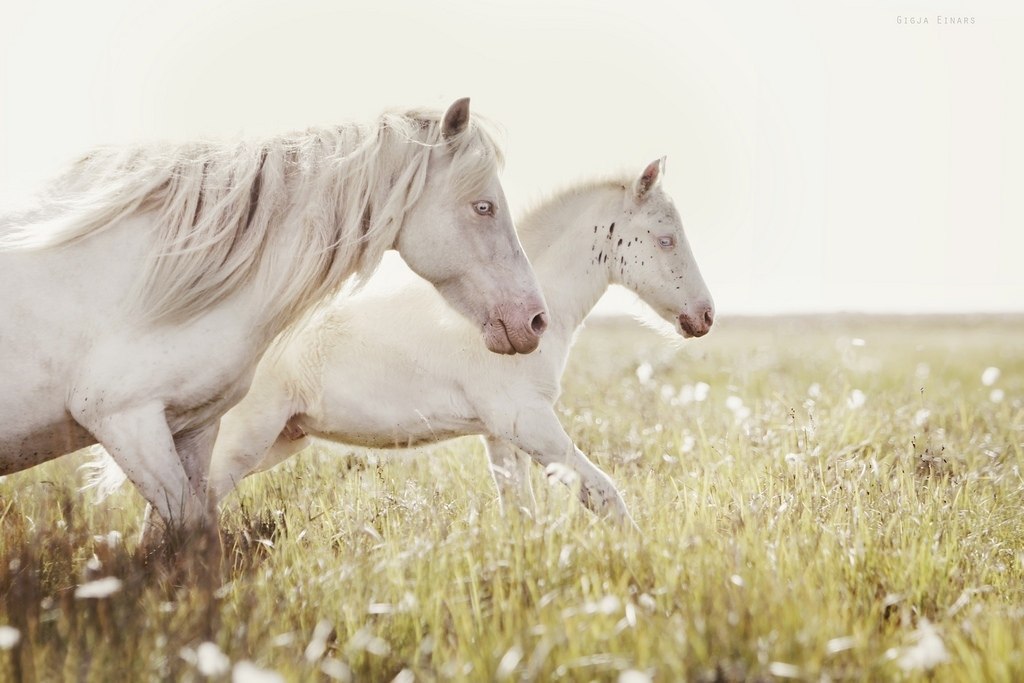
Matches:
[250,146,407,340]
[519,185,623,337]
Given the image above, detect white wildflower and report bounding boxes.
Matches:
[990,389,1004,403]
[618,669,653,683]
[367,602,393,615]
[913,409,931,427]
[74,576,122,599]
[348,628,389,656]
[808,383,822,398]
[304,620,334,662]
[623,602,637,628]
[581,595,621,615]
[320,658,352,682]
[693,382,710,402]
[848,390,866,409]
[892,620,949,672]
[825,635,857,655]
[635,362,653,384]
[851,338,866,347]
[680,435,695,454]
[725,395,751,421]
[495,645,523,679]
[398,592,418,612]
[981,367,1000,386]
[768,662,802,678]
[233,661,285,683]
[0,625,20,650]
[271,632,295,647]
[391,669,414,683]
[196,641,230,677]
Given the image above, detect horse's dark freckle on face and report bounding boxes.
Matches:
[617,238,622,247]
[593,225,598,233]
[609,222,615,235]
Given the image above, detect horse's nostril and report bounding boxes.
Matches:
[704,309,714,327]
[530,312,548,336]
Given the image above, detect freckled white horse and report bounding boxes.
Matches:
[0,98,547,537]
[92,158,712,525]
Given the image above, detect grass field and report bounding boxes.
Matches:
[1,315,1022,682]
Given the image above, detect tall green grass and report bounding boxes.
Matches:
[1,315,1022,681]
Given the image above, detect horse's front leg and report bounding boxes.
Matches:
[136,422,222,548]
[482,435,536,515]
[207,384,297,506]
[71,401,210,537]
[503,406,636,529]
[175,422,220,502]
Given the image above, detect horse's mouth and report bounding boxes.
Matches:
[483,318,516,354]
[482,317,540,355]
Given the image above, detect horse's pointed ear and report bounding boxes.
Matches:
[633,156,666,201]
[442,98,471,140]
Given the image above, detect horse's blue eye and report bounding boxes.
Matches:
[658,236,675,248]
[473,201,493,216]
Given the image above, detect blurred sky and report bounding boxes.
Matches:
[1,0,1021,315]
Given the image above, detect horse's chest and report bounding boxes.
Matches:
[166,379,251,433]
[71,316,264,428]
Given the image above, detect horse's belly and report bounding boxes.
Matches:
[0,417,94,475]
[306,404,483,450]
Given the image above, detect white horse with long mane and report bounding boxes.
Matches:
[0,98,547,537]
[93,157,712,525]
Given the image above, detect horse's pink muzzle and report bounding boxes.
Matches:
[678,302,714,338]
[484,303,548,355]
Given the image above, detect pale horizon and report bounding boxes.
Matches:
[2,0,1021,316]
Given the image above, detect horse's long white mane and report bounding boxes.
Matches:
[0,109,502,333]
